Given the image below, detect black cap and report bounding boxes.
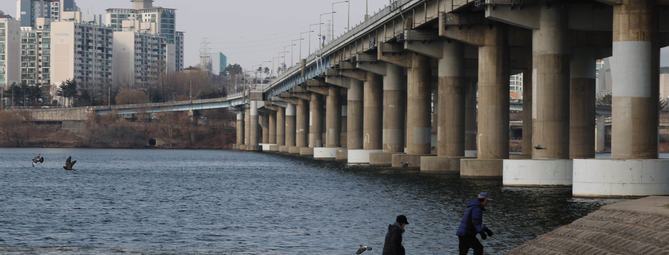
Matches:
[396,215,409,224]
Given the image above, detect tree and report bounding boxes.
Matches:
[115,89,149,105]
[0,111,31,147]
[264,67,270,74]
[224,64,242,76]
[57,79,78,98]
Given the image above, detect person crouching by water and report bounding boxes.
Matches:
[382,215,409,255]
[456,192,494,255]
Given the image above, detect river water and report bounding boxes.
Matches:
[0,148,622,254]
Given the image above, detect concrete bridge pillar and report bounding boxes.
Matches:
[574,0,669,197]
[326,86,341,147]
[522,69,533,157]
[364,72,383,150]
[595,115,606,153]
[407,54,432,156]
[269,111,277,145]
[420,41,467,173]
[261,113,270,144]
[248,101,260,151]
[610,0,659,160]
[295,99,309,150]
[460,22,510,178]
[437,41,466,158]
[284,103,296,151]
[309,93,323,148]
[236,111,244,149]
[383,63,407,154]
[347,79,364,150]
[569,48,596,159]
[245,105,250,147]
[464,77,477,156]
[277,106,286,146]
[532,6,570,160]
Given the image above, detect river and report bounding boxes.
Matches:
[0,148,622,254]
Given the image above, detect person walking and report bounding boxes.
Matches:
[382,215,408,255]
[456,192,494,255]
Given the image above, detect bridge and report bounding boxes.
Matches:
[23,0,669,198]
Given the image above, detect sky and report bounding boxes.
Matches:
[1,0,668,71]
[0,0,393,71]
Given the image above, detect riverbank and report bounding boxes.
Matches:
[505,196,669,254]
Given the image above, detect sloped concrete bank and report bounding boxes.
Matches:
[505,196,669,255]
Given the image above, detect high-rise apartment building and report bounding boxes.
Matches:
[19,18,51,87]
[0,15,20,90]
[16,0,79,28]
[106,0,183,72]
[50,21,113,94]
[510,73,523,100]
[113,31,166,88]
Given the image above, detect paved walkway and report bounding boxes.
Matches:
[505,196,669,255]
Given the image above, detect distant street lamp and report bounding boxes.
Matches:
[291,39,302,66]
[299,31,311,61]
[308,23,321,55]
[332,1,348,40]
[319,12,335,48]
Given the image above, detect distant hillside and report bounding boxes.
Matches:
[662,67,669,74]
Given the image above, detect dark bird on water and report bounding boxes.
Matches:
[63,156,77,171]
[534,144,547,150]
[356,245,372,254]
[32,154,44,167]
[400,161,412,170]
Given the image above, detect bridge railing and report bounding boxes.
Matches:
[266,0,418,92]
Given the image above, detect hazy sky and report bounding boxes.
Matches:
[0,0,393,70]
[1,0,668,70]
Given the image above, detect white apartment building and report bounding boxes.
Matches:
[106,0,183,71]
[0,15,21,90]
[113,31,167,88]
[510,73,523,100]
[16,0,79,28]
[20,18,51,87]
[50,21,113,95]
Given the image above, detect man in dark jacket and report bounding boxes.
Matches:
[456,192,494,255]
[382,215,408,255]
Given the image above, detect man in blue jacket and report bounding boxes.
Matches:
[456,192,494,255]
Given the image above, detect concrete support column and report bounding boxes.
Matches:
[383,64,406,152]
[285,103,296,147]
[244,106,250,146]
[522,69,533,156]
[348,79,364,149]
[296,99,309,148]
[532,6,570,159]
[236,111,244,146]
[596,115,606,153]
[432,83,438,149]
[465,77,477,154]
[477,23,509,160]
[309,94,323,147]
[326,86,341,147]
[269,112,277,144]
[438,41,466,157]
[364,72,383,150]
[570,48,596,159]
[407,54,432,155]
[261,113,269,144]
[249,101,259,147]
[611,0,659,159]
[340,103,347,147]
[277,107,286,146]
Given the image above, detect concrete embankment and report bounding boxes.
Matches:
[505,196,669,255]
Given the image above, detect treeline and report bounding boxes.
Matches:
[0,109,236,149]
